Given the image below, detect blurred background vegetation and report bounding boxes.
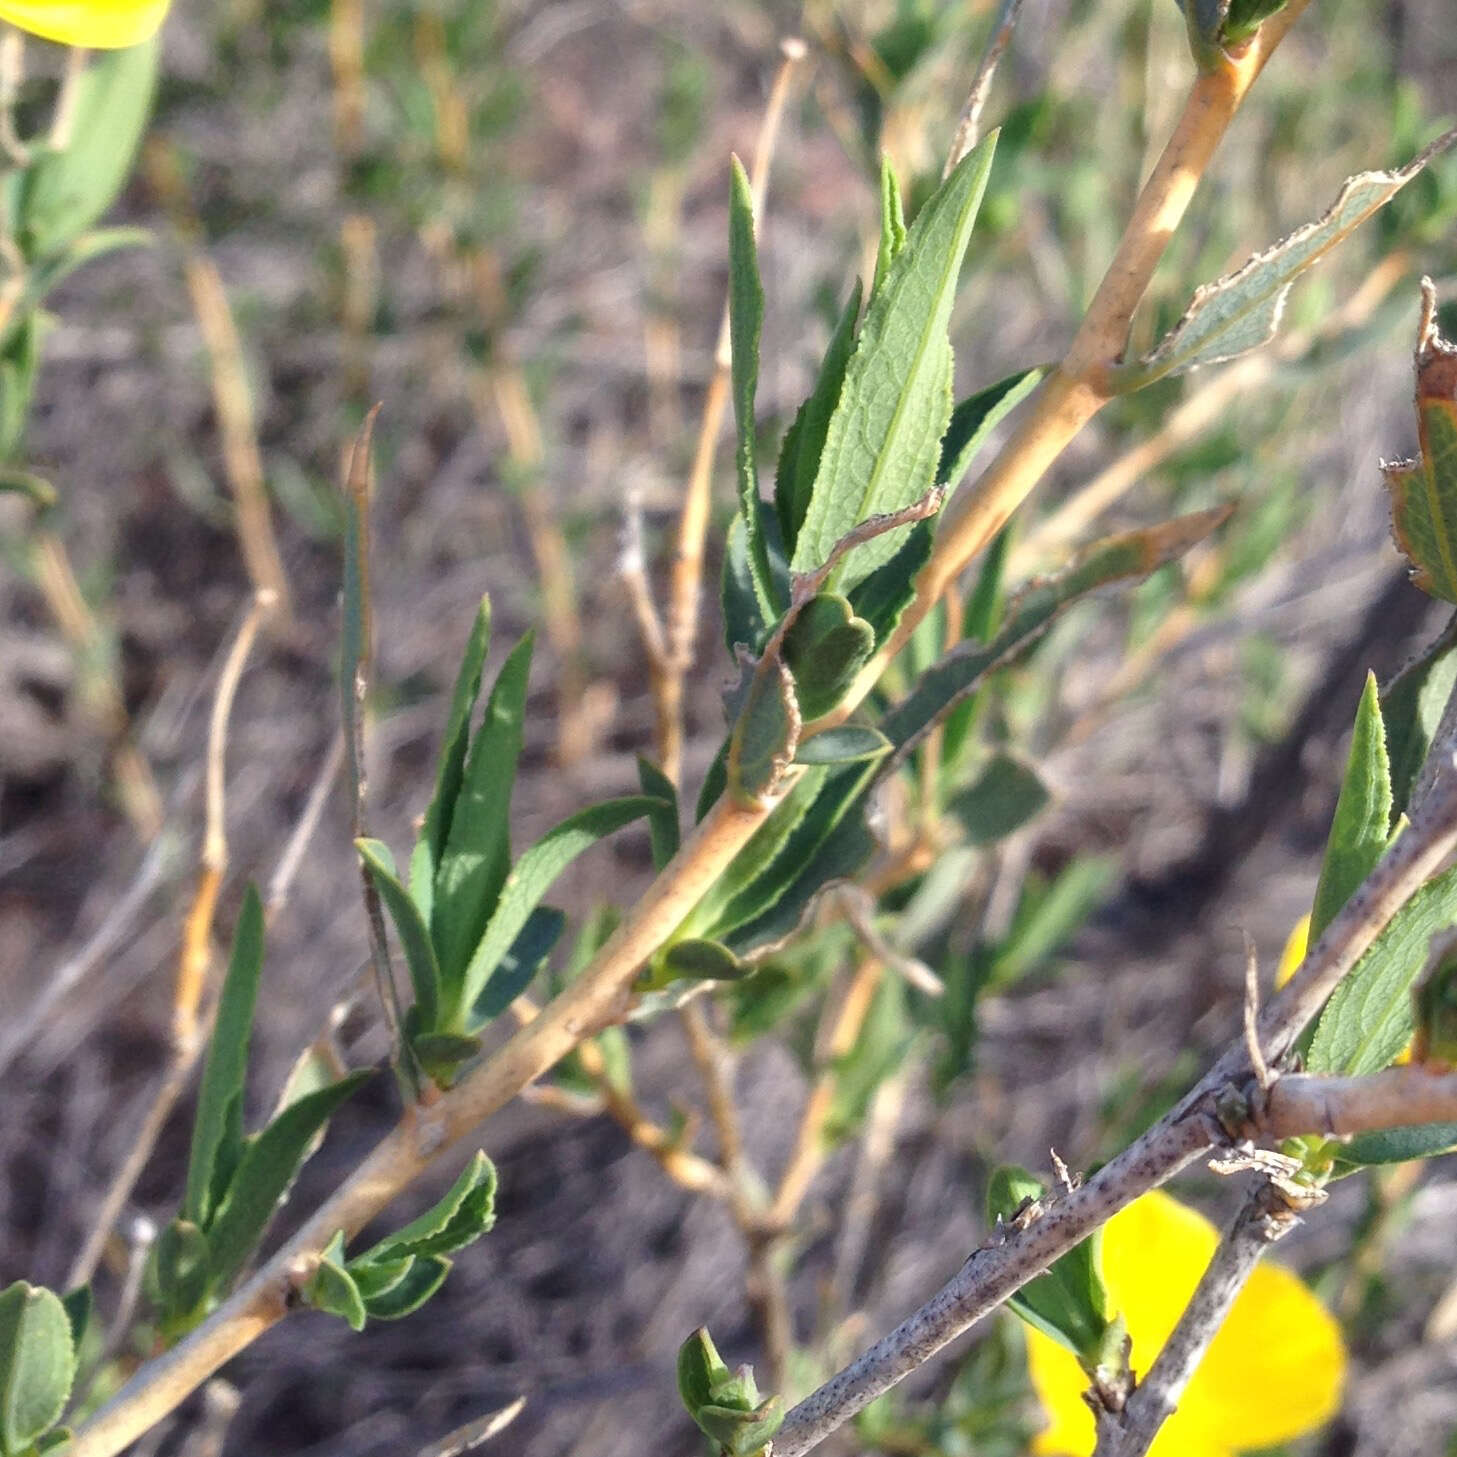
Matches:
[1,1,1456,1453]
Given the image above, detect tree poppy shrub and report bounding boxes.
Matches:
[5,4,1457,1457]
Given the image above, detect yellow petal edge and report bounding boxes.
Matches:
[0,0,168,48]
[1025,1190,1345,1457]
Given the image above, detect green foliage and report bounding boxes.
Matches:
[0,1282,75,1457]
[790,135,998,590]
[676,1327,783,1457]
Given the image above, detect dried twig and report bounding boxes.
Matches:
[1259,1067,1457,1141]
[943,0,1024,178]
[266,729,346,919]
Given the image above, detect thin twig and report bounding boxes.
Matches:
[1092,1183,1300,1457]
[656,36,807,784]
[266,729,346,920]
[943,0,1024,178]
[1241,931,1272,1093]
[416,1396,525,1457]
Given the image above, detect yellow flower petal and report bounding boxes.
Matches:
[1275,913,1311,988]
[1025,1190,1344,1457]
[0,0,168,48]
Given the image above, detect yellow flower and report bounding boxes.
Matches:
[1025,1191,1345,1457]
[0,0,168,48]
[1275,913,1310,988]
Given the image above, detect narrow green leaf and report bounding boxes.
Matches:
[148,1220,211,1323]
[1310,675,1393,941]
[0,1282,74,1455]
[454,796,665,1026]
[410,596,492,927]
[20,38,160,259]
[1130,128,1457,384]
[358,1152,498,1265]
[660,938,746,982]
[849,520,935,644]
[795,725,892,766]
[936,366,1047,497]
[59,1287,90,1355]
[1382,611,1457,816]
[411,1031,482,1084]
[726,658,801,806]
[304,1236,367,1332]
[790,134,998,591]
[359,838,443,1032]
[637,756,681,871]
[988,856,1118,988]
[781,594,876,720]
[721,513,771,654]
[946,753,1050,845]
[345,1256,413,1301]
[471,905,566,1024]
[0,312,43,460]
[360,1255,451,1320]
[677,1327,728,1417]
[1308,863,1457,1075]
[728,156,776,616]
[432,633,534,990]
[881,510,1230,754]
[0,467,56,508]
[1332,1122,1457,1172]
[775,281,863,553]
[184,886,265,1227]
[871,156,907,297]
[205,1072,371,1291]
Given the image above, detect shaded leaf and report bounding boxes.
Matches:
[305,1235,366,1332]
[936,366,1047,497]
[946,753,1050,845]
[148,1220,211,1323]
[637,756,681,871]
[359,838,442,1031]
[1381,611,1457,815]
[471,905,566,1024]
[411,1031,483,1085]
[184,886,265,1228]
[726,658,801,806]
[361,1152,498,1265]
[660,938,746,982]
[721,513,771,654]
[0,1281,74,1455]
[1332,1122,1457,1173]
[795,725,892,766]
[455,797,664,1027]
[410,596,491,928]
[781,594,875,720]
[361,1255,451,1320]
[1310,674,1393,942]
[205,1072,371,1291]
[790,135,998,590]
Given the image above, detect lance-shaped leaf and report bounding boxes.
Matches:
[20,38,160,260]
[775,281,862,554]
[790,134,998,591]
[1332,1122,1457,1174]
[453,796,666,1027]
[637,756,681,871]
[1382,611,1457,815]
[356,1152,498,1265]
[727,157,776,616]
[148,1220,211,1324]
[470,906,566,1025]
[881,508,1231,754]
[727,657,801,807]
[205,1071,372,1291]
[0,1281,74,1456]
[1129,128,1457,385]
[1307,863,1457,1076]
[410,596,492,928]
[795,725,892,766]
[303,1234,366,1332]
[1386,290,1457,603]
[359,838,443,1031]
[937,364,1047,497]
[946,753,1050,846]
[659,938,747,983]
[1309,674,1393,942]
[360,1255,451,1320]
[432,633,533,989]
[870,156,907,298]
[183,886,265,1228]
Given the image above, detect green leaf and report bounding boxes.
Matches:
[1307,864,1457,1075]
[470,905,566,1024]
[1382,612,1457,816]
[345,1256,413,1302]
[0,1282,74,1456]
[410,596,492,928]
[883,510,1229,753]
[1310,674,1392,941]
[0,467,55,508]
[790,134,999,591]
[775,281,862,554]
[660,938,746,982]
[1224,0,1288,43]
[637,756,681,871]
[58,1287,90,1356]
[183,886,265,1228]
[727,157,776,617]
[987,1168,1113,1367]
[826,973,911,1140]
[304,1235,367,1332]
[781,594,875,720]
[360,1255,451,1320]
[148,1220,211,1323]
[358,1152,498,1265]
[721,514,771,654]
[871,156,907,297]
[1,227,151,357]
[677,1328,784,1457]
[205,1072,371,1292]
[454,796,665,1027]
[359,838,443,1032]
[726,658,801,806]
[0,312,44,467]
[20,38,160,259]
[946,753,1050,845]
[849,520,935,645]
[795,725,892,766]
[432,633,533,989]
[936,366,1048,497]
[1332,1122,1457,1173]
[1129,129,1457,384]
[988,856,1118,988]
[411,1031,482,1084]
[677,1326,726,1416]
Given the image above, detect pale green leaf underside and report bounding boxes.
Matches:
[1388,405,1457,603]
[1139,127,1457,380]
[790,134,998,591]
